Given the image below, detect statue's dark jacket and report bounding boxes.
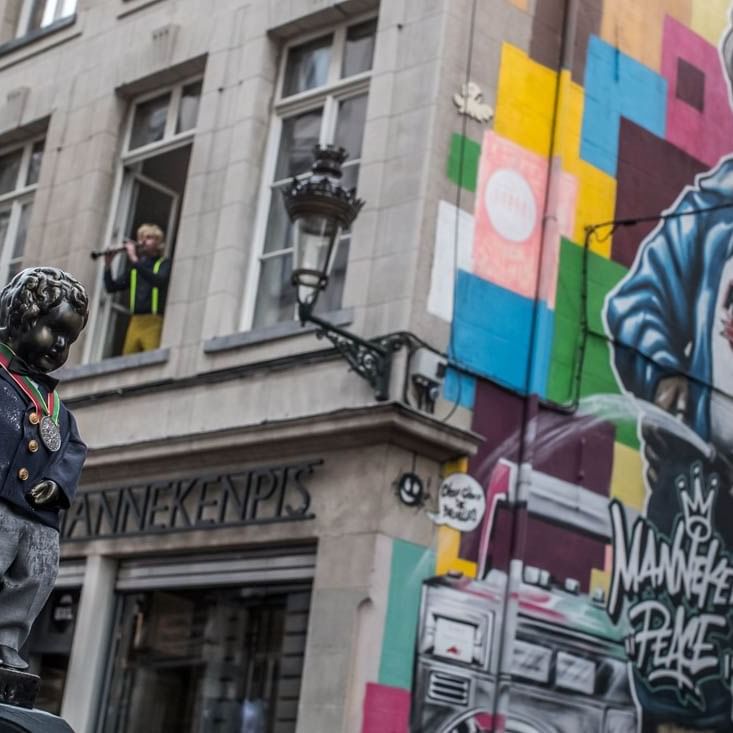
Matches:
[0,369,86,530]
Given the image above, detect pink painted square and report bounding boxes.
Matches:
[473,132,575,306]
[540,158,577,308]
[662,15,733,167]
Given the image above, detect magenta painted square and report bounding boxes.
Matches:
[662,15,733,167]
[361,683,410,733]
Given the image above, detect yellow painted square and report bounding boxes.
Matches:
[573,161,617,257]
[435,525,477,578]
[609,441,646,511]
[442,458,469,477]
[554,72,585,171]
[494,44,558,158]
[590,566,611,597]
[690,0,730,45]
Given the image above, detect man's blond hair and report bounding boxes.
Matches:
[137,223,164,243]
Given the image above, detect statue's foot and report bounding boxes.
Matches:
[0,645,28,670]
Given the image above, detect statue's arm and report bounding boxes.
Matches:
[39,412,87,509]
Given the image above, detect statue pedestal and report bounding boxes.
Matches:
[0,669,74,731]
[0,704,74,732]
[0,668,39,709]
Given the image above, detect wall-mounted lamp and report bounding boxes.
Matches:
[282,145,407,401]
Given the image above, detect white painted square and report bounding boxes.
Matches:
[427,200,474,322]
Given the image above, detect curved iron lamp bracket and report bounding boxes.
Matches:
[298,302,409,401]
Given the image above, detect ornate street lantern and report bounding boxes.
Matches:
[281,145,406,401]
[283,145,364,312]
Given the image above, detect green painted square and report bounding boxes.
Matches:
[547,359,574,404]
[379,539,435,690]
[447,133,481,192]
[547,239,638,449]
[547,239,584,403]
[581,336,619,392]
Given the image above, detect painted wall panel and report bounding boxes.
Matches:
[378,539,434,690]
[581,36,668,176]
[427,200,474,323]
[661,15,733,166]
[599,0,692,71]
[397,4,733,733]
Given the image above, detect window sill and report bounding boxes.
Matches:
[56,347,170,383]
[203,309,354,354]
[118,0,168,20]
[0,15,78,62]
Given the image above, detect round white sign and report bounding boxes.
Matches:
[428,473,486,532]
[484,168,536,243]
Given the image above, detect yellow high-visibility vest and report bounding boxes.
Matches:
[129,258,164,314]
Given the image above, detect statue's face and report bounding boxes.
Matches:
[9,301,85,373]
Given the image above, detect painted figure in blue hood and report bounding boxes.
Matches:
[604,18,733,733]
[606,157,733,444]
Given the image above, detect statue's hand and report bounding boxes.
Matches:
[28,480,59,507]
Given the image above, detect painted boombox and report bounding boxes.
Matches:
[409,460,638,733]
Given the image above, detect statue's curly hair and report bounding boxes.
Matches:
[0,267,88,339]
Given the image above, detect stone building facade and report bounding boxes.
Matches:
[0,0,486,731]
[7,1,730,732]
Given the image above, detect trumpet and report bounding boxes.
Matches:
[90,239,142,260]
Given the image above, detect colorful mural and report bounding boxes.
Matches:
[367,1,733,732]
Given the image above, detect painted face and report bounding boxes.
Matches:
[139,233,162,257]
[10,301,85,373]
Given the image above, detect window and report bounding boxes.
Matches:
[244,18,377,330]
[127,79,202,153]
[0,137,44,287]
[87,78,202,362]
[16,0,76,37]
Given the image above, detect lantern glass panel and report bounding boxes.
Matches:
[292,213,342,303]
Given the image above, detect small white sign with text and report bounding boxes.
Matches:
[429,473,486,532]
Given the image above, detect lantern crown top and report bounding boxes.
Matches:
[283,144,364,229]
[310,144,348,179]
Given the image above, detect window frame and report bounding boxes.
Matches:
[15,0,77,38]
[0,134,45,288]
[121,77,203,163]
[239,15,376,332]
[83,76,203,364]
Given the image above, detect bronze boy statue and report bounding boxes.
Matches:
[0,267,87,670]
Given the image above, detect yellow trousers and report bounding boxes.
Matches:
[122,314,163,355]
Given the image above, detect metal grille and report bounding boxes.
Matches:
[428,670,470,706]
[115,545,316,590]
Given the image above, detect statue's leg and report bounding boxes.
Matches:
[0,514,59,667]
[22,521,59,643]
[0,503,22,649]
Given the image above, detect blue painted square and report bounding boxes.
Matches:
[450,270,555,396]
[581,35,667,176]
[443,367,476,408]
[532,301,555,396]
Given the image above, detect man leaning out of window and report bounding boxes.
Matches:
[103,223,171,355]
